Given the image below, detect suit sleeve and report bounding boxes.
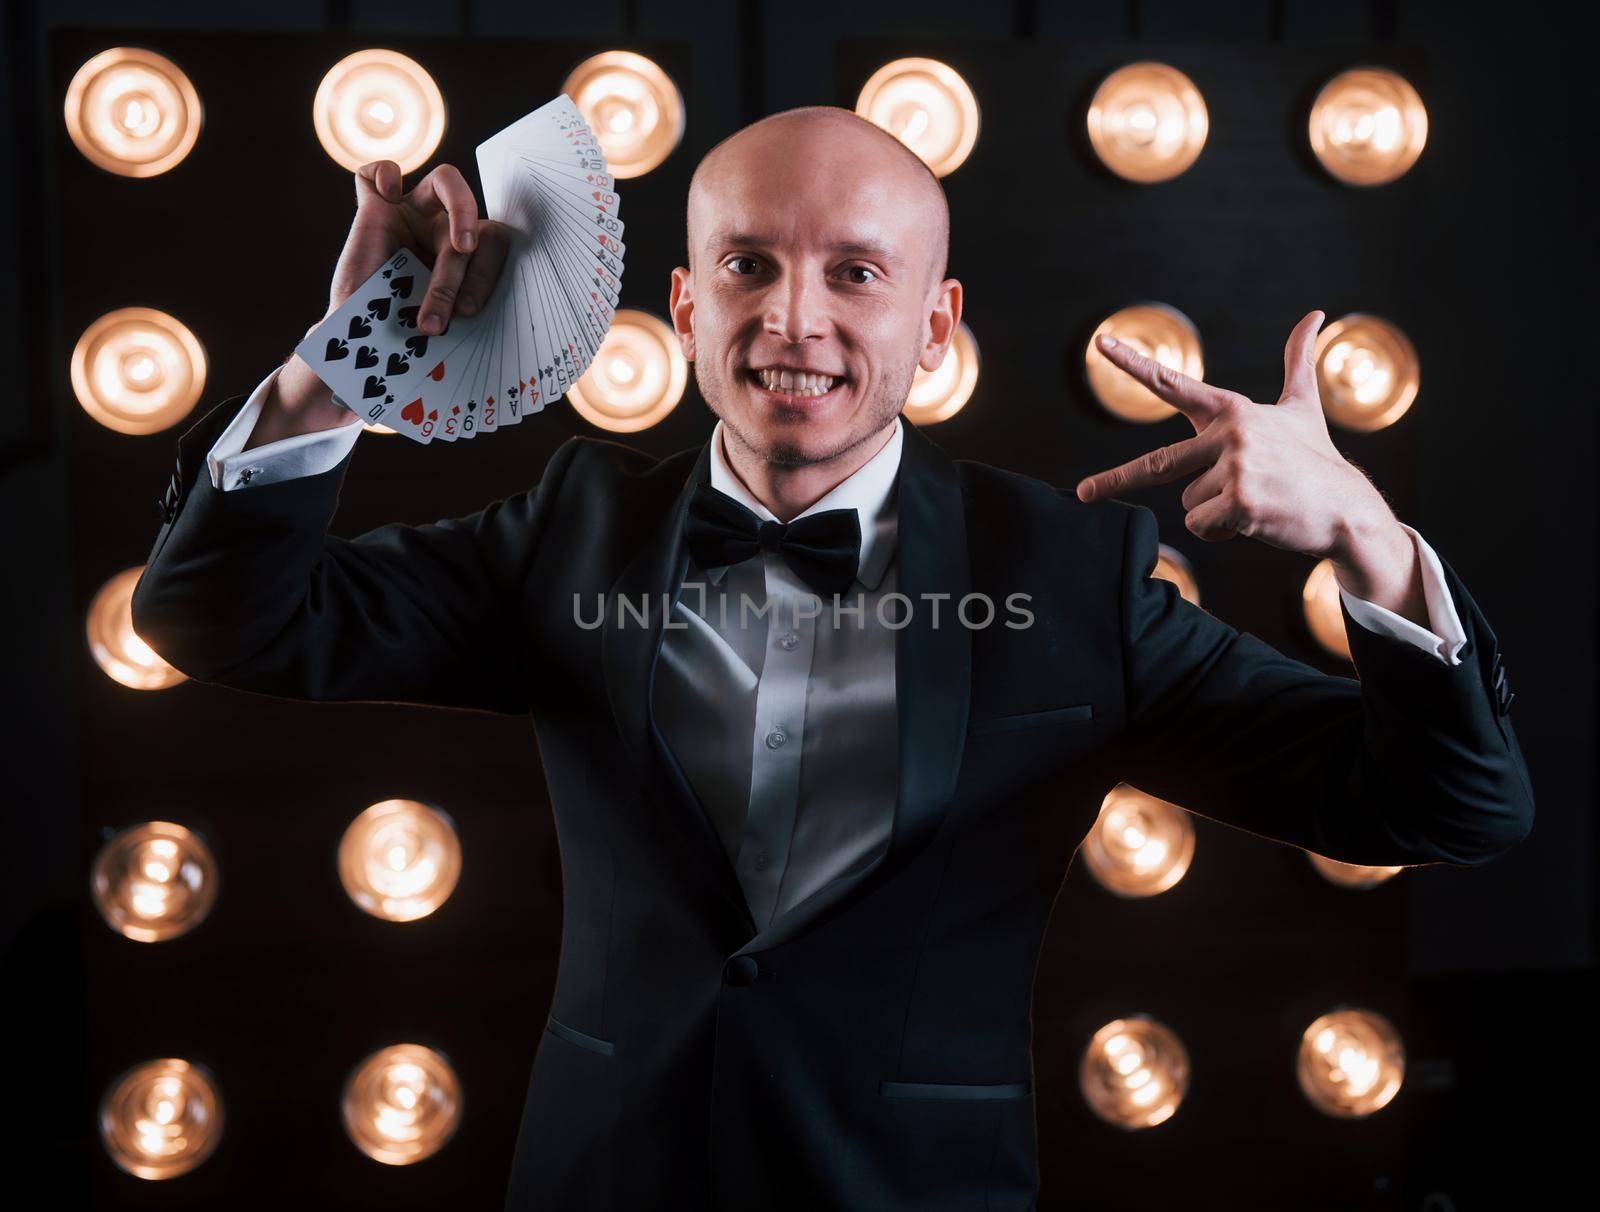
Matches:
[1115,503,1534,867]
[207,363,364,492]
[130,390,584,715]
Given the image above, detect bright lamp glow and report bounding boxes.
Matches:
[1080,1015,1189,1129]
[99,1058,224,1179]
[313,49,446,174]
[338,799,462,922]
[64,47,202,178]
[1085,304,1204,423]
[342,1044,463,1165]
[1081,784,1195,898]
[1309,68,1427,186]
[1302,558,1351,662]
[1297,1007,1405,1117]
[855,57,980,177]
[1314,312,1420,432]
[903,322,979,425]
[1152,543,1201,607]
[1087,62,1208,183]
[1306,852,1405,887]
[87,566,186,690]
[90,820,219,942]
[567,309,687,432]
[71,307,207,435]
[561,51,684,178]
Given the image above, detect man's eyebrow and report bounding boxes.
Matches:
[708,230,902,267]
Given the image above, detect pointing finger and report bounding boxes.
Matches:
[1075,428,1221,503]
[1094,334,1234,419]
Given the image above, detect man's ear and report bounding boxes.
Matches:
[920,277,963,372]
[669,266,695,361]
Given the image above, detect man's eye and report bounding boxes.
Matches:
[844,265,878,284]
[727,256,760,275]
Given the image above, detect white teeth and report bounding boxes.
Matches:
[757,368,836,396]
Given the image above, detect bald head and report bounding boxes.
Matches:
[686,105,950,293]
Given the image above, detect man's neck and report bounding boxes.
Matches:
[719,418,899,522]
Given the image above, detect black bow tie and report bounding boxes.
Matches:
[684,481,862,598]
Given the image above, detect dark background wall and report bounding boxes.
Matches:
[3,1,1590,1208]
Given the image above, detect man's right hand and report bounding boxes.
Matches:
[248,160,512,451]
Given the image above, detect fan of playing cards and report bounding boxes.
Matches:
[296,94,624,443]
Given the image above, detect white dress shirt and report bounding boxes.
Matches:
[206,364,1469,927]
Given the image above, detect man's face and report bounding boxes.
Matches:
[670,121,960,469]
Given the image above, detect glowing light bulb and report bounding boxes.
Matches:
[1085,304,1204,423]
[313,49,446,174]
[1309,68,1427,186]
[1087,62,1208,183]
[561,51,684,178]
[64,47,202,178]
[855,57,980,177]
[87,565,186,689]
[1314,313,1419,432]
[1152,543,1201,607]
[338,799,462,922]
[903,322,980,425]
[342,1044,463,1164]
[71,308,207,435]
[1297,1007,1405,1116]
[1302,559,1351,662]
[90,821,219,942]
[1081,784,1195,897]
[1080,1015,1189,1128]
[566,309,687,432]
[1306,852,1405,887]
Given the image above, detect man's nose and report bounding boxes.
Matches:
[763,272,827,343]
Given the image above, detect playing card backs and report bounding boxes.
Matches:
[294,94,625,444]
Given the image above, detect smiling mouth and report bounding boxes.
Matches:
[745,368,850,405]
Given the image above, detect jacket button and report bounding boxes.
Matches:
[723,956,759,987]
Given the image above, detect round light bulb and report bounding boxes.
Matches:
[99,1058,224,1179]
[1309,68,1427,187]
[1080,783,1195,898]
[342,1043,463,1165]
[1085,304,1204,423]
[566,309,687,433]
[1306,852,1405,887]
[87,565,186,690]
[1152,543,1201,607]
[313,49,446,174]
[71,307,207,435]
[338,798,462,923]
[90,820,219,943]
[1297,1006,1405,1117]
[1087,62,1208,183]
[1314,312,1419,432]
[855,57,980,177]
[1080,1014,1189,1129]
[64,47,203,178]
[1302,558,1351,662]
[561,51,684,178]
[904,322,979,425]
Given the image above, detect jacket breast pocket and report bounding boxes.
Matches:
[966,702,1094,736]
[545,1013,616,1057]
[880,1079,1032,1100]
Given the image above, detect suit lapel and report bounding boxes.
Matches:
[600,418,973,952]
[600,438,758,932]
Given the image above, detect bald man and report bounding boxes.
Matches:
[132,104,1533,1209]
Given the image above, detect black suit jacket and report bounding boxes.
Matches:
[132,393,1534,1210]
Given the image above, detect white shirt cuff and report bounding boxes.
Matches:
[1338,522,1469,666]
[207,364,364,491]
